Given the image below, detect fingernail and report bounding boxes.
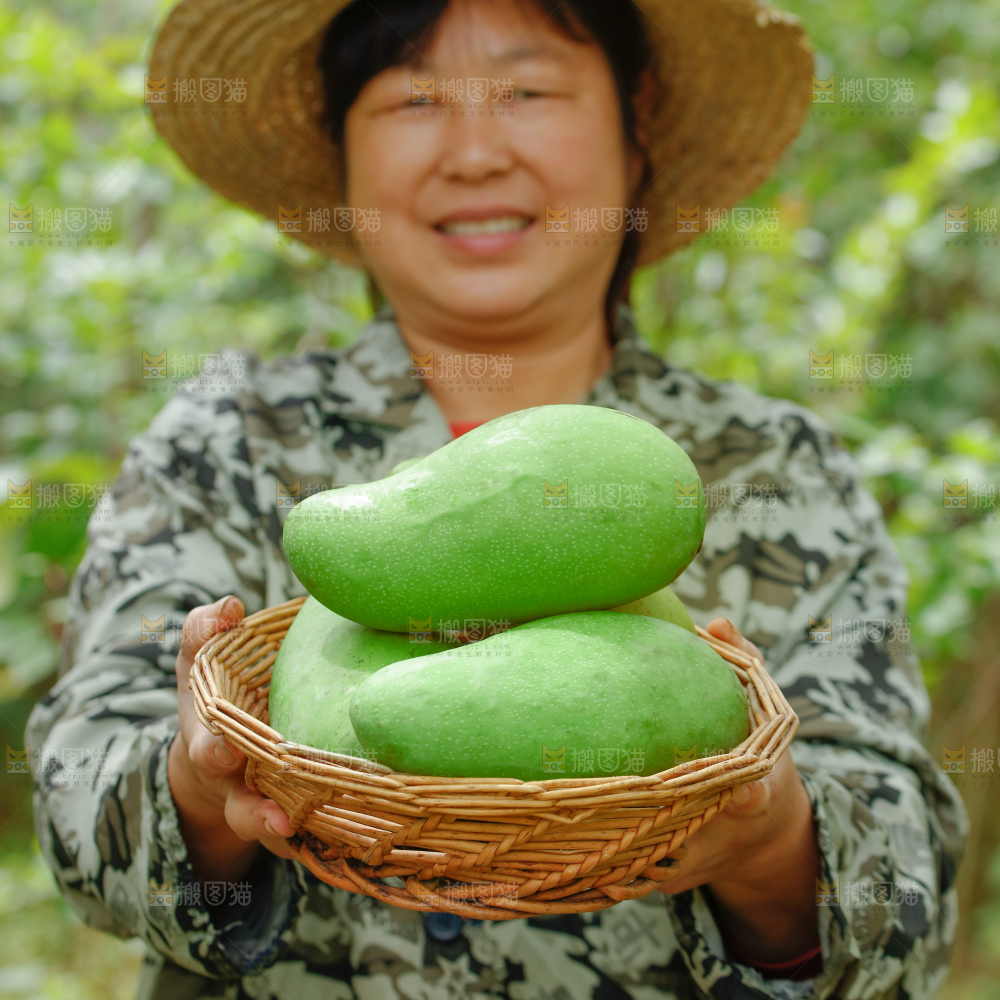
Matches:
[213,740,236,766]
[264,818,276,836]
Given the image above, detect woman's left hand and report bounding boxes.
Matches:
[656,618,822,964]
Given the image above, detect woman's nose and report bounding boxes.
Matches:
[436,112,517,182]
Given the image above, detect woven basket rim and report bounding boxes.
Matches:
[190,595,799,916]
[192,595,795,789]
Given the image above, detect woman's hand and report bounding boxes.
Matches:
[167,595,295,885]
[657,618,822,964]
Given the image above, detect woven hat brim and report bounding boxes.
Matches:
[148,0,814,269]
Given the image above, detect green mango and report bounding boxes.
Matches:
[283,404,706,632]
[388,456,424,476]
[268,596,458,755]
[349,611,750,780]
[608,584,697,634]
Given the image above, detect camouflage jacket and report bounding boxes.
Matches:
[27,306,968,1000]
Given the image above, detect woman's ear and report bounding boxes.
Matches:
[628,68,657,193]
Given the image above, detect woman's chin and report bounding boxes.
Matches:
[425,280,547,324]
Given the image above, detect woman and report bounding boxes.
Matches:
[29,0,967,997]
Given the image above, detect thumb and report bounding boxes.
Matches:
[181,595,244,664]
[727,777,768,815]
[187,725,247,781]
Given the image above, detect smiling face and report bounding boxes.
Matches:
[342,0,643,337]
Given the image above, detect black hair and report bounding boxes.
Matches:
[316,0,654,325]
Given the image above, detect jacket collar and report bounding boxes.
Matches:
[328,303,663,433]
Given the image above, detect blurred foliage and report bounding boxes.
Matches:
[0,0,998,995]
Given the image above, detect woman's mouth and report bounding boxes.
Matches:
[434,212,535,255]
[438,214,533,236]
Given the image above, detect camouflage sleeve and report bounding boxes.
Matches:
[668,402,969,997]
[25,372,308,979]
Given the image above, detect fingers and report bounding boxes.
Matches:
[179,595,245,674]
[186,725,247,780]
[176,595,245,739]
[223,776,296,853]
[726,776,768,816]
[705,617,763,663]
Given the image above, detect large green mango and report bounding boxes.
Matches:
[608,584,697,634]
[349,611,750,780]
[283,404,706,632]
[268,597,458,755]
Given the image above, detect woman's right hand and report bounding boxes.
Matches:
[167,595,295,885]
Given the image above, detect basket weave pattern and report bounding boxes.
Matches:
[191,596,798,919]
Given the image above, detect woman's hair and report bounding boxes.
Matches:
[316,0,654,324]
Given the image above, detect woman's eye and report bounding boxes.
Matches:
[512,87,546,99]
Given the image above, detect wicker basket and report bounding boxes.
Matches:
[190,596,798,919]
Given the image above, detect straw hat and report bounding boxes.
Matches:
[147,0,814,268]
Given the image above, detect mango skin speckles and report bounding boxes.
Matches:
[282,404,707,632]
[348,612,750,781]
[268,596,460,755]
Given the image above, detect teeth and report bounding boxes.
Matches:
[440,215,531,236]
